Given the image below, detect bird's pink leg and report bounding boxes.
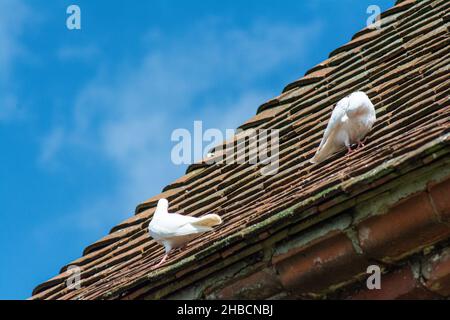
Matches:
[154,253,168,268]
[356,136,369,150]
[346,145,354,155]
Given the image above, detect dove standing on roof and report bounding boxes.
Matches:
[310,91,376,164]
[148,198,223,268]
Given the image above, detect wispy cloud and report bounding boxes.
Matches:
[39,18,322,233]
[57,45,100,62]
[38,127,65,168]
[0,0,30,121]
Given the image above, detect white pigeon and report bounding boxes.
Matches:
[310,91,376,164]
[148,198,223,268]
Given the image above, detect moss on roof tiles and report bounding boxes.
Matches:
[99,136,450,299]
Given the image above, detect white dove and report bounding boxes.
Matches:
[148,198,223,268]
[310,91,376,164]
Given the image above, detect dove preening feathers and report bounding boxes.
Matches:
[148,198,223,267]
[310,91,376,164]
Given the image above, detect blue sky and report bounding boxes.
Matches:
[0,0,393,299]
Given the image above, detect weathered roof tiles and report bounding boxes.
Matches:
[31,0,450,300]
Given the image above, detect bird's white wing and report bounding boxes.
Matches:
[310,96,350,164]
[150,213,214,239]
[345,92,377,141]
[317,97,349,151]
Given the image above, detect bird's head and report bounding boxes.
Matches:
[156,198,169,211]
[346,91,373,117]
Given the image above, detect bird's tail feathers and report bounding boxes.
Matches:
[191,214,222,228]
[310,139,339,164]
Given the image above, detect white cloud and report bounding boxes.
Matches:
[38,127,65,167]
[57,45,100,62]
[0,0,30,121]
[0,94,21,121]
[40,18,322,232]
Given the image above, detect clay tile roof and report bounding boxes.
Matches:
[31,0,450,300]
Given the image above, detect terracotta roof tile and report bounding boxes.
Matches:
[31,0,450,299]
[382,0,417,18]
[135,185,184,214]
[283,67,335,93]
[239,104,287,130]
